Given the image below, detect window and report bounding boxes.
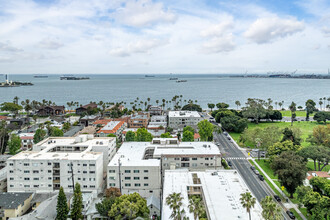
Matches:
[205,163,209,166]
[149,190,153,193]
[90,171,95,174]
[134,170,139,173]
[83,171,87,174]
[205,158,209,160]
[144,183,149,186]
[109,170,115,173]
[125,170,131,173]
[144,170,148,173]
[134,177,140,180]
[125,183,131,187]
[24,177,30,180]
[33,170,39,173]
[10,177,14,180]
[90,164,95,166]
[48,162,52,165]
[125,177,131,180]
[78,178,81,180]
[110,177,115,180]
[83,185,88,188]
[68,171,73,174]
[83,164,87,166]
[24,185,30,188]
[48,184,52,187]
[48,170,51,173]
[109,183,115,187]
[164,163,168,166]
[33,178,39,180]
[10,170,14,173]
[90,185,95,188]
[33,185,39,188]
[9,163,13,166]
[192,163,197,167]
[192,158,197,161]
[135,183,141,187]
[174,158,180,161]
[144,177,149,180]
[10,185,14,187]
[68,185,73,188]
[24,163,29,166]
[48,177,52,180]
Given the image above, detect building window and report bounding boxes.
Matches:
[48,170,51,173]
[125,170,131,173]
[10,177,14,180]
[110,177,115,180]
[33,185,39,188]
[90,185,95,188]
[133,170,139,173]
[24,185,30,188]
[125,183,131,187]
[144,177,149,180]
[33,170,39,173]
[135,183,141,187]
[134,177,140,180]
[144,183,149,186]
[109,183,115,187]
[83,164,87,166]
[174,158,180,161]
[48,177,52,180]
[192,163,197,167]
[23,163,29,166]
[205,158,209,160]
[90,164,95,166]
[10,185,14,187]
[33,178,39,180]
[164,163,168,166]
[90,171,95,174]
[48,162,52,165]
[10,170,14,173]
[192,158,197,160]
[125,177,131,180]
[109,170,115,173]
[144,170,148,173]
[83,171,87,174]
[83,185,88,188]
[9,163,13,166]
[24,177,30,180]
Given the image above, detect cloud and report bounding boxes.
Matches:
[0,42,23,52]
[109,38,168,57]
[201,34,235,53]
[113,0,176,27]
[322,26,330,37]
[37,38,64,50]
[200,20,234,37]
[244,17,305,44]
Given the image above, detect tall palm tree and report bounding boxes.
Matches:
[188,197,204,220]
[319,98,323,110]
[13,96,19,105]
[260,196,282,220]
[235,100,241,110]
[240,192,256,220]
[289,101,296,126]
[166,192,184,220]
[274,101,278,110]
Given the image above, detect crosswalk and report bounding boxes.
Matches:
[225,157,247,160]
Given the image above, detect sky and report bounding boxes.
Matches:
[0,0,330,74]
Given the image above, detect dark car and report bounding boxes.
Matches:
[227,136,231,140]
[258,175,264,181]
[227,161,232,166]
[286,211,296,219]
[223,132,228,136]
[274,195,281,202]
[250,166,256,171]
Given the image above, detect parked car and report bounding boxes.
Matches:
[258,175,264,181]
[223,132,228,136]
[250,166,256,171]
[254,170,260,175]
[227,136,231,140]
[286,211,296,219]
[274,195,281,202]
[227,161,232,166]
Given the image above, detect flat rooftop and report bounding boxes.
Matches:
[162,169,263,220]
[168,111,201,118]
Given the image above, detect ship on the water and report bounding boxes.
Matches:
[176,80,187,83]
[34,75,48,78]
[60,76,90,80]
[145,75,155,77]
[169,77,178,80]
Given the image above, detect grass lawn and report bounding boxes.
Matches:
[229,121,324,147]
[290,208,303,220]
[306,161,330,172]
[280,110,314,117]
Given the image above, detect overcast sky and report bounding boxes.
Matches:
[0,0,330,74]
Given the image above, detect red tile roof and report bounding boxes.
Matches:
[97,121,125,134]
[20,136,34,140]
[0,116,7,120]
[307,171,330,180]
[93,119,112,125]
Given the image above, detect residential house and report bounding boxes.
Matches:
[19,133,34,150]
[128,113,149,128]
[96,121,126,139]
[37,106,65,116]
[148,106,162,116]
[0,192,33,219]
[75,103,98,115]
[79,115,99,127]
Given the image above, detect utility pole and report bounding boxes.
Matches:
[70,162,75,191]
[118,158,122,193]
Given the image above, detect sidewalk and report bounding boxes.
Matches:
[253,158,307,220]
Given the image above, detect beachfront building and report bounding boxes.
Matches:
[168,111,202,129]
[148,106,162,116]
[162,169,263,220]
[7,135,116,195]
[75,103,98,115]
[128,112,150,128]
[96,120,126,139]
[107,138,221,199]
[37,106,65,116]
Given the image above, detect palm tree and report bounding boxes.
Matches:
[235,100,241,110]
[166,192,185,220]
[13,96,19,105]
[275,101,278,110]
[278,101,282,110]
[240,192,256,220]
[188,197,204,220]
[147,97,150,107]
[260,196,282,220]
[319,99,323,110]
[289,101,296,126]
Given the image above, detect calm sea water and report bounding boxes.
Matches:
[0,74,329,109]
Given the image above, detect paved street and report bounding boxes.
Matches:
[214,132,289,219]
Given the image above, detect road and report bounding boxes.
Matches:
[214,132,289,219]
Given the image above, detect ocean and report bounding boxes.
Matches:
[0,74,329,109]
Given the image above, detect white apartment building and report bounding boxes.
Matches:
[107,138,221,200]
[7,135,116,195]
[168,111,202,129]
[162,169,263,220]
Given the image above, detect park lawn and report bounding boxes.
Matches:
[290,208,303,220]
[229,121,323,147]
[280,110,314,117]
[306,161,330,172]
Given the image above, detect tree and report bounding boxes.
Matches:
[188,196,204,220]
[95,197,115,218]
[0,121,10,154]
[305,99,316,121]
[183,126,194,134]
[207,103,215,112]
[309,177,330,196]
[215,109,235,123]
[242,98,267,124]
[240,192,256,220]
[62,122,71,132]
[235,100,241,110]
[299,145,330,171]
[267,140,301,158]
[313,111,330,124]
[34,128,46,144]
[125,131,135,142]
[301,190,330,218]
[161,132,172,138]
[307,124,330,148]
[70,183,83,220]
[0,102,23,117]
[271,151,307,198]
[56,187,69,220]
[216,102,229,109]
[8,134,21,155]
[282,127,301,145]
[182,130,194,142]
[109,192,149,219]
[260,196,282,220]
[135,128,153,142]
[166,192,186,220]
[269,110,282,122]
[289,101,296,126]
[197,119,213,141]
[105,187,121,198]
[220,115,248,133]
[51,127,64,137]
[182,103,202,112]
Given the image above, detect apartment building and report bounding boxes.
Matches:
[128,112,150,128]
[162,169,263,220]
[7,135,116,194]
[148,106,162,116]
[96,120,126,139]
[107,138,221,199]
[148,115,167,128]
[0,192,33,220]
[168,111,202,129]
